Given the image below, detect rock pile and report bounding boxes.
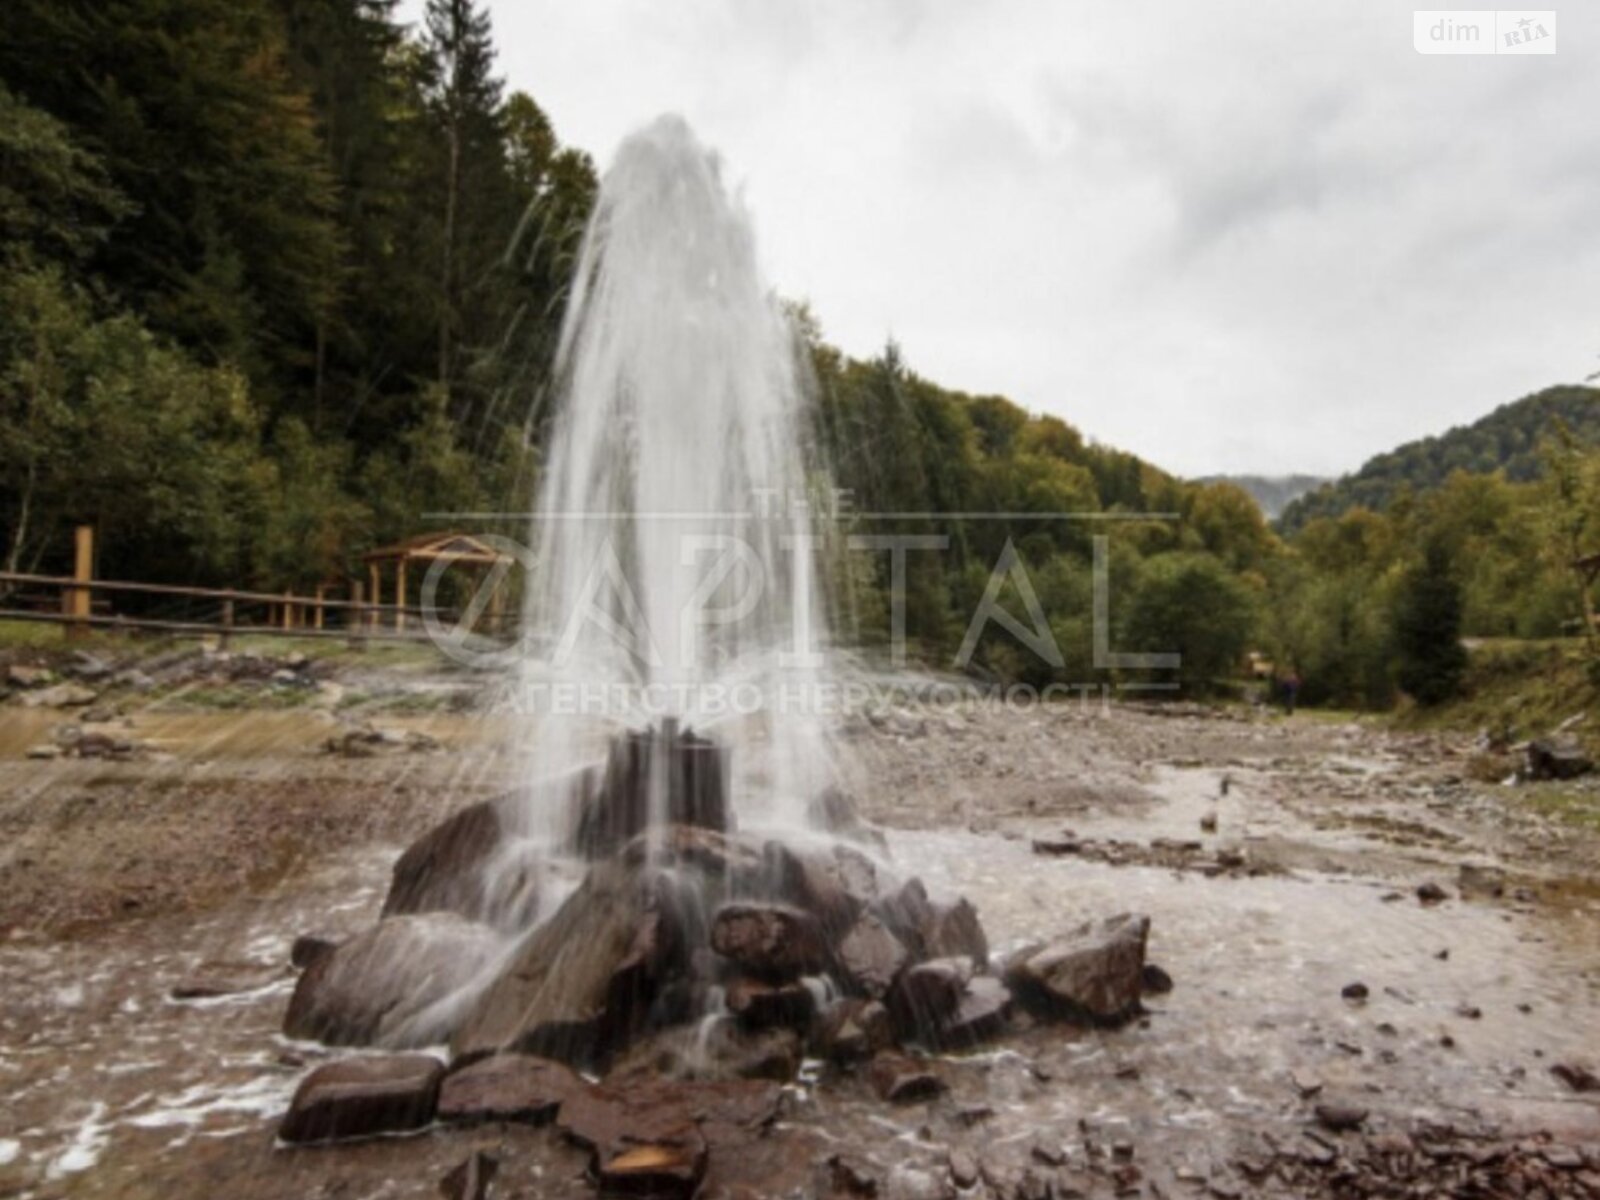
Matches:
[278,724,1160,1195]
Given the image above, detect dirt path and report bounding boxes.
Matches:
[1,699,1597,1197]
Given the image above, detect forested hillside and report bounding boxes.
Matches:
[3,0,1597,709]
[0,0,596,588]
[1279,385,1600,532]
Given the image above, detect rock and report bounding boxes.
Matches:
[1457,863,1506,899]
[79,706,115,724]
[277,1053,444,1143]
[24,744,61,760]
[436,1053,584,1124]
[927,976,1012,1050]
[290,934,337,970]
[72,731,135,759]
[1340,981,1369,1001]
[921,897,989,968]
[382,799,540,930]
[452,857,687,1066]
[1290,1071,1323,1098]
[887,958,972,1039]
[1455,1003,1482,1019]
[1551,1062,1600,1093]
[111,668,155,692]
[624,824,767,889]
[711,903,828,981]
[764,839,880,938]
[439,1151,498,1200]
[1003,913,1150,1023]
[570,722,729,858]
[1525,737,1592,781]
[813,998,893,1062]
[559,1076,782,1170]
[613,1021,803,1084]
[66,651,113,680]
[598,1134,708,1199]
[170,962,284,999]
[1199,812,1218,833]
[807,786,887,849]
[835,913,910,998]
[949,1148,979,1190]
[1416,882,1449,904]
[725,977,816,1030]
[285,913,502,1048]
[884,1165,953,1200]
[1313,1103,1368,1132]
[6,664,52,688]
[1140,963,1174,995]
[868,1052,946,1103]
[830,1153,881,1196]
[877,878,989,968]
[19,683,97,708]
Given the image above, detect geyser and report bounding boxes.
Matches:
[279,118,1152,1180]
[517,113,836,842]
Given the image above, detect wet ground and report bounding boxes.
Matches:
[1,696,1598,1197]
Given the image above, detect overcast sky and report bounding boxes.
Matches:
[406,1,1600,478]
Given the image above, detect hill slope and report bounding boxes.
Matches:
[1279,385,1600,531]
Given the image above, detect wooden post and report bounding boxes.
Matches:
[220,598,235,649]
[368,563,380,630]
[487,566,506,636]
[66,524,94,640]
[348,580,367,650]
[314,584,326,630]
[395,558,408,632]
[281,590,293,631]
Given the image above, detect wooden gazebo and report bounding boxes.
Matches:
[363,531,513,632]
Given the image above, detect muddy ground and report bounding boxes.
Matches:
[1,659,1598,1198]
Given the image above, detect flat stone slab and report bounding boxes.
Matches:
[436,1053,585,1124]
[277,1054,443,1144]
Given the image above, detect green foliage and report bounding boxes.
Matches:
[0,0,593,588]
[1393,539,1469,706]
[1123,553,1257,692]
[1280,385,1600,532]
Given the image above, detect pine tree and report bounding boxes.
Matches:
[422,0,504,393]
[1393,538,1469,705]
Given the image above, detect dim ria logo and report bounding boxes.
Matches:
[1414,10,1555,54]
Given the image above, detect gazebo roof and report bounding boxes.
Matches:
[363,531,510,566]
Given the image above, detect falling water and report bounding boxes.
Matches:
[514,115,838,839]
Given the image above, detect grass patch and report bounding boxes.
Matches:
[161,683,317,711]
[1519,786,1600,833]
[1395,639,1599,749]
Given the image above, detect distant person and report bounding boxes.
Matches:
[1282,670,1301,715]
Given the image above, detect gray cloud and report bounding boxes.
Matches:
[420,0,1600,477]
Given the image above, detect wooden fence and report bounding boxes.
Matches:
[0,569,509,645]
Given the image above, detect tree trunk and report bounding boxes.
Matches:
[3,461,34,580]
[440,118,460,389]
[313,320,327,434]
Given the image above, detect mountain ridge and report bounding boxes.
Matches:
[1277,384,1600,531]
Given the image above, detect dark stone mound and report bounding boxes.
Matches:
[278,1054,443,1144]
[571,720,730,858]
